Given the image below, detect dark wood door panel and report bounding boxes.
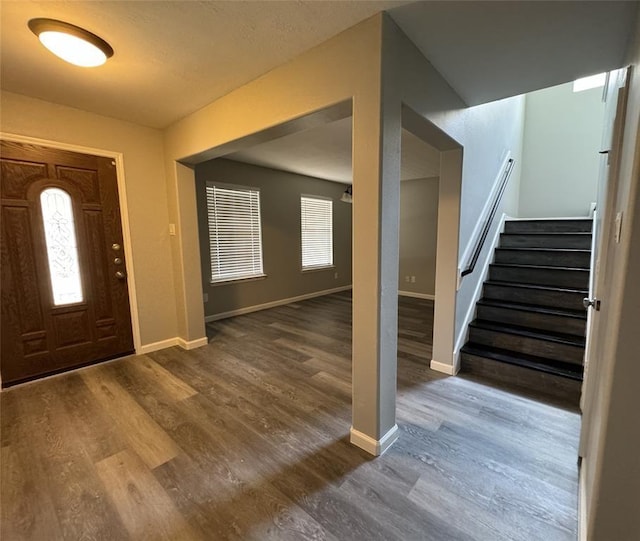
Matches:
[1,140,134,386]
[1,204,46,333]
[0,159,48,199]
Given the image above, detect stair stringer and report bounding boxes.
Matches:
[451,212,509,372]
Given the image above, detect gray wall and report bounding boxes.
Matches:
[399,177,438,296]
[518,81,605,218]
[195,159,352,318]
[384,15,526,364]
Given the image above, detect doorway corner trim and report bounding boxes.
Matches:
[350,424,399,456]
[430,359,459,375]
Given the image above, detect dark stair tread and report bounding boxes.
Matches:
[496,247,591,254]
[506,218,592,224]
[464,217,591,388]
[477,298,587,320]
[461,344,584,380]
[470,319,586,347]
[501,232,592,236]
[484,280,588,294]
[491,263,590,272]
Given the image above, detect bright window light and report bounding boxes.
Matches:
[40,188,84,305]
[573,73,606,93]
[301,196,333,270]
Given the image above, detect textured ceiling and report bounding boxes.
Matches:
[0,0,409,129]
[227,117,440,184]
[2,1,636,129]
[2,1,636,183]
[389,1,638,106]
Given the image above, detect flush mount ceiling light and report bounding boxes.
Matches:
[28,18,113,67]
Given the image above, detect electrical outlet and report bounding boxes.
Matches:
[334,272,339,279]
[203,292,208,303]
[411,276,416,283]
[169,223,176,236]
[405,276,410,283]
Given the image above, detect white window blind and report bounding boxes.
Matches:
[206,183,264,283]
[301,196,333,269]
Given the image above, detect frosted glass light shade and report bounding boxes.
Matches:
[28,18,113,68]
[39,31,107,67]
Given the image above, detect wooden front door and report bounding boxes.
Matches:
[1,141,134,386]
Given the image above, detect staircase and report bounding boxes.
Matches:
[460,218,592,405]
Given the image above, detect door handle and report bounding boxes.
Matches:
[583,297,601,311]
[115,271,126,280]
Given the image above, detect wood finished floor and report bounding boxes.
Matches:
[1,292,580,540]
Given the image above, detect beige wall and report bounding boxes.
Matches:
[195,159,352,317]
[399,177,438,296]
[162,16,382,343]
[0,91,177,347]
[162,15,402,450]
[160,13,523,448]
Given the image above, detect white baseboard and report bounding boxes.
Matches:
[452,212,507,371]
[430,359,458,375]
[177,337,208,350]
[138,336,207,354]
[398,290,435,300]
[204,285,352,322]
[138,338,180,354]
[350,424,399,456]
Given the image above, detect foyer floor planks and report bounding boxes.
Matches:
[1,292,579,540]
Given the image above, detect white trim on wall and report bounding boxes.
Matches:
[451,212,507,372]
[138,338,180,354]
[398,290,435,300]
[177,337,209,350]
[138,336,208,354]
[0,131,143,354]
[350,424,399,456]
[429,360,458,375]
[204,285,353,322]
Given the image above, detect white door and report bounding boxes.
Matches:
[579,67,631,457]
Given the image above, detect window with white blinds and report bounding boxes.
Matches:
[206,183,264,283]
[300,196,333,270]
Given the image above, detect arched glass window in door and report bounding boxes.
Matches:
[40,188,83,305]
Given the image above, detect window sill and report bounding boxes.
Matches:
[210,273,267,286]
[301,265,335,273]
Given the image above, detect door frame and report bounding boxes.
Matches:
[0,132,142,355]
[578,67,630,459]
